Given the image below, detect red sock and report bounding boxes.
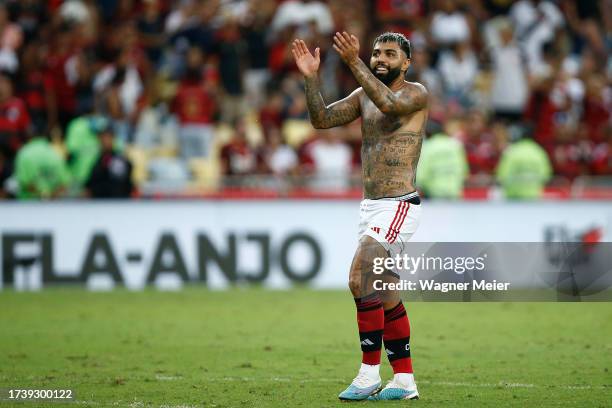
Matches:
[383,302,413,373]
[355,293,384,365]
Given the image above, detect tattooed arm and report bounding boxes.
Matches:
[292,38,361,128]
[304,77,361,129]
[348,59,427,115]
[332,32,428,116]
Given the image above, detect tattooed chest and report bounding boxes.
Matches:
[361,110,401,142]
[361,130,421,170]
[360,108,421,158]
[360,121,423,197]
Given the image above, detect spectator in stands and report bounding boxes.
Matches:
[165,0,199,36]
[137,0,166,67]
[437,40,478,106]
[267,25,299,76]
[280,76,308,120]
[85,123,133,198]
[220,118,258,186]
[71,50,96,118]
[216,18,247,124]
[259,90,284,141]
[16,41,56,136]
[241,0,276,109]
[46,24,79,132]
[0,72,31,163]
[375,0,424,31]
[591,128,612,176]
[13,131,69,200]
[496,128,552,200]
[271,0,334,37]
[172,46,217,160]
[167,0,217,59]
[523,53,560,152]
[0,4,22,73]
[562,0,606,59]
[93,27,146,143]
[416,132,468,199]
[406,41,442,100]
[258,128,298,177]
[430,0,471,48]
[552,122,592,181]
[510,0,564,76]
[487,19,528,123]
[461,110,502,178]
[65,114,106,191]
[581,73,609,144]
[302,128,352,191]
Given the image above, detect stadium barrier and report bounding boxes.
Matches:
[0,200,610,292]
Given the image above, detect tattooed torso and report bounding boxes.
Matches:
[359,82,428,199]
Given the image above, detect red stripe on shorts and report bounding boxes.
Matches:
[385,202,406,241]
[389,203,410,244]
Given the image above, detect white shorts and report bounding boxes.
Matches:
[358,195,422,257]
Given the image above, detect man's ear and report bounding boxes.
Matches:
[403,59,411,74]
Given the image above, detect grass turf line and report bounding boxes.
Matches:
[0,288,611,407]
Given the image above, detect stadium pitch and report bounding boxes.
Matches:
[1,288,610,407]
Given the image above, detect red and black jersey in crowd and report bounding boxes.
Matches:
[172,76,217,125]
[46,51,76,115]
[220,140,257,176]
[0,97,31,159]
[582,95,610,144]
[465,136,500,175]
[552,140,593,180]
[259,108,283,142]
[591,143,612,175]
[17,70,53,131]
[524,90,558,152]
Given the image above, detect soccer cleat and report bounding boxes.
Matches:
[338,372,382,401]
[367,378,419,401]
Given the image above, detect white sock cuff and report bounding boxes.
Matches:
[394,373,416,388]
[359,363,380,379]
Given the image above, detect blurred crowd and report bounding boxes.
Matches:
[0,0,610,199]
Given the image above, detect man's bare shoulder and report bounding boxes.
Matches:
[351,87,364,97]
[399,81,428,110]
[402,81,428,97]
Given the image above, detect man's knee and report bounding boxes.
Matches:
[348,275,362,296]
[348,236,387,297]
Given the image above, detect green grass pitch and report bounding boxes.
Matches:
[1,288,611,407]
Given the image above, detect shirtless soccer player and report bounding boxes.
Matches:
[292,32,427,401]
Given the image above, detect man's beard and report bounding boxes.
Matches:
[371,64,402,85]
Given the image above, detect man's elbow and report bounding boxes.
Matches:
[311,121,324,129]
[378,104,396,115]
[378,101,405,115]
[311,121,331,129]
[381,101,424,116]
[377,96,401,115]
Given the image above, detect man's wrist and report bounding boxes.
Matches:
[304,73,318,80]
[346,57,361,68]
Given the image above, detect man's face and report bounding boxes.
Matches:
[100,131,115,151]
[370,41,408,85]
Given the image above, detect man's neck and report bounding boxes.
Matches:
[388,76,405,91]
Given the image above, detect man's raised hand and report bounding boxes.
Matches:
[292,39,320,78]
[333,32,360,65]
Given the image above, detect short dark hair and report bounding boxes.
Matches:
[373,32,411,59]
